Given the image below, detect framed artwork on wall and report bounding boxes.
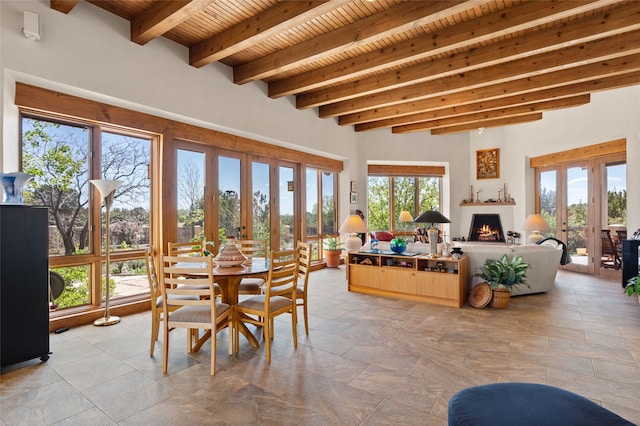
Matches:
[476,148,500,179]
[350,181,357,192]
[350,192,358,204]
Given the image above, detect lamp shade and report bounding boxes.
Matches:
[398,210,413,223]
[414,210,450,225]
[90,179,123,199]
[522,214,551,232]
[339,214,368,234]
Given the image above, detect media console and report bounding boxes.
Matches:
[346,251,469,308]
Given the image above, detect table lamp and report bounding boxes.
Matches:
[398,210,413,234]
[339,214,368,251]
[414,210,450,258]
[90,179,123,326]
[523,213,551,245]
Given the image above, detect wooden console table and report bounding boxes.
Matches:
[347,251,469,308]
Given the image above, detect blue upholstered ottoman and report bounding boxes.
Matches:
[448,383,635,426]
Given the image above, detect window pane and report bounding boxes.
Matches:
[418,177,440,213]
[219,156,241,239]
[177,149,205,242]
[539,170,557,234]
[567,165,589,254]
[605,163,626,227]
[101,132,151,252]
[252,161,270,246]
[306,168,318,236]
[368,176,390,230]
[50,265,91,309]
[321,171,335,234]
[279,166,295,250]
[22,117,91,256]
[393,177,415,230]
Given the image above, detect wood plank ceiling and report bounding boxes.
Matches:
[51,0,640,135]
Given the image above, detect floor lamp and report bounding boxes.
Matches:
[90,179,123,326]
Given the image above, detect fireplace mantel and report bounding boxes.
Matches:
[459,201,515,206]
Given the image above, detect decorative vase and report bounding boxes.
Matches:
[490,286,511,308]
[451,247,464,259]
[389,238,407,254]
[1,172,33,204]
[214,238,247,267]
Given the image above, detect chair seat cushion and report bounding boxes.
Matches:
[156,293,200,308]
[168,303,230,323]
[239,278,265,291]
[448,383,634,426]
[237,295,292,312]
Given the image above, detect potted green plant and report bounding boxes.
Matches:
[624,274,640,305]
[324,236,344,268]
[474,254,531,308]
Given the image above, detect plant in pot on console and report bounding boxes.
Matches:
[475,254,531,308]
[324,236,344,268]
[624,274,640,305]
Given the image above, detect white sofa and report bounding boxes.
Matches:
[369,241,562,296]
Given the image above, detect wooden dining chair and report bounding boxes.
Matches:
[168,240,203,257]
[234,248,299,362]
[601,229,622,269]
[236,239,268,295]
[283,241,312,335]
[146,247,201,357]
[159,255,232,375]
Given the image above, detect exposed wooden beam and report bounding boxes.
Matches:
[269,0,615,98]
[430,113,543,135]
[319,30,640,118]
[190,1,347,68]
[233,0,477,84]
[353,71,640,131]
[339,54,640,127]
[392,95,590,134]
[131,0,215,46]
[296,2,640,109]
[50,0,79,14]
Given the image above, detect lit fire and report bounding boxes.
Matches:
[476,224,501,241]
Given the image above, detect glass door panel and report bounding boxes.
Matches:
[176,148,205,243]
[306,168,319,237]
[218,156,241,240]
[564,164,591,273]
[251,160,271,249]
[278,165,295,250]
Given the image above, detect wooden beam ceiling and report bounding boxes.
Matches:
[51,0,640,136]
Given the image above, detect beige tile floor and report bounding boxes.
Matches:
[1,268,639,425]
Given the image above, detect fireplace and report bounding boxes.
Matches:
[468,214,505,242]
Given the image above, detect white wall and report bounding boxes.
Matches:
[1,1,638,237]
[470,87,640,235]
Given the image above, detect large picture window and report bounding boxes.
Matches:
[21,116,152,310]
[368,164,443,233]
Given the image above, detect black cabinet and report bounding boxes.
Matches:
[0,205,50,367]
[622,240,640,288]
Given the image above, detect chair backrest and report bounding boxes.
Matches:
[145,247,161,303]
[264,248,299,299]
[617,230,627,241]
[168,241,203,257]
[601,230,617,254]
[237,239,267,259]
[297,241,312,290]
[159,255,217,321]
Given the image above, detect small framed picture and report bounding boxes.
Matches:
[350,181,357,192]
[350,192,358,204]
[476,148,500,179]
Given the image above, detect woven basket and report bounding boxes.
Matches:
[490,287,511,309]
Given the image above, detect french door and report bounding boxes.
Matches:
[536,152,626,276]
